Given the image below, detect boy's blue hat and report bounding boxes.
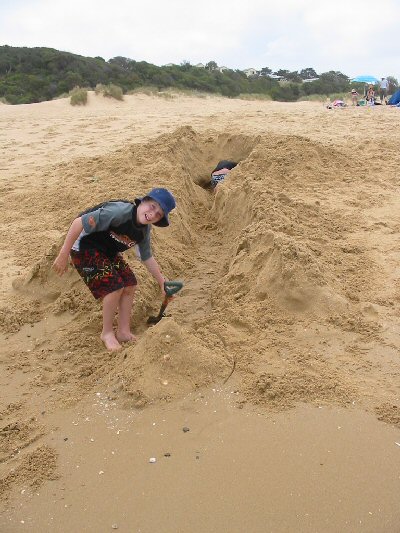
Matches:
[146,188,176,227]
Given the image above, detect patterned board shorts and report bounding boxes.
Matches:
[210,173,228,189]
[70,249,137,300]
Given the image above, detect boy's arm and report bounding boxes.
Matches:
[142,256,166,294]
[53,217,83,275]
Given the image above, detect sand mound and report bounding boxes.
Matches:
[213,225,347,315]
[110,318,231,407]
[206,135,362,318]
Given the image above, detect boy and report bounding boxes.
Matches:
[53,188,176,351]
[210,160,237,190]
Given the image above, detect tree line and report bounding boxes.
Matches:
[0,45,398,105]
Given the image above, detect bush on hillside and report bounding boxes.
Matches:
[95,83,105,95]
[103,84,124,100]
[127,86,179,99]
[69,86,88,106]
[95,83,123,100]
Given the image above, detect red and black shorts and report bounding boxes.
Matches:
[70,249,137,300]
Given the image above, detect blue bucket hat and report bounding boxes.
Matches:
[145,188,176,227]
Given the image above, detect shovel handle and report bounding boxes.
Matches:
[164,280,183,297]
[148,296,172,324]
[157,281,183,317]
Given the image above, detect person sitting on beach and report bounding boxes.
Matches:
[53,188,176,351]
[366,85,375,105]
[210,160,238,190]
[326,99,346,109]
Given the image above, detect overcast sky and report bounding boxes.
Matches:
[2,0,400,81]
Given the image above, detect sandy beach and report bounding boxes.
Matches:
[0,92,399,532]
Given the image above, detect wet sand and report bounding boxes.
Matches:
[2,388,400,533]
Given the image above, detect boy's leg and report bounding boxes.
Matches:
[116,285,137,343]
[70,250,137,349]
[111,256,138,343]
[101,289,124,351]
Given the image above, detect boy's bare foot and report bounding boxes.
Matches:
[116,331,137,343]
[101,332,122,351]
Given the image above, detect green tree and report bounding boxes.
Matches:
[109,56,135,71]
[387,76,399,91]
[270,83,300,101]
[180,60,191,71]
[57,71,84,93]
[274,69,290,79]
[206,61,218,71]
[285,71,302,83]
[300,67,317,80]
[302,70,349,96]
[260,67,272,76]
[152,72,174,90]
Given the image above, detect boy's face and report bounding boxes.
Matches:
[137,199,164,225]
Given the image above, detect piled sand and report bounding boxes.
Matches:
[0,93,399,517]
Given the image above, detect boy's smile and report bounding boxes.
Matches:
[137,200,164,225]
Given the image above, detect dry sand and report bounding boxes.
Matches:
[0,92,399,532]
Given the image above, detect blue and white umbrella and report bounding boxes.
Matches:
[351,75,379,84]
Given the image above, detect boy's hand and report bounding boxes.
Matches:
[53,252,69,275]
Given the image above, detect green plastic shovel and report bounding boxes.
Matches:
[147,280,183,325]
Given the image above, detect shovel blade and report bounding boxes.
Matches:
[147,315,162,325]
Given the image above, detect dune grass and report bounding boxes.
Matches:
[95,83,124,100]
[69,87,88,106]
[127,86,208,99]
[237,93,273,101]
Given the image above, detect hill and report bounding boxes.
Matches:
[0,45,282,104]
[0,45,361,105]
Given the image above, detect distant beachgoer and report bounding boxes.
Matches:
[53,188,176,351]
[210,160,238,190]
[326,99,346,109]
[379,77,389,104]
[366,85,375,105]
[350,89,359,106]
